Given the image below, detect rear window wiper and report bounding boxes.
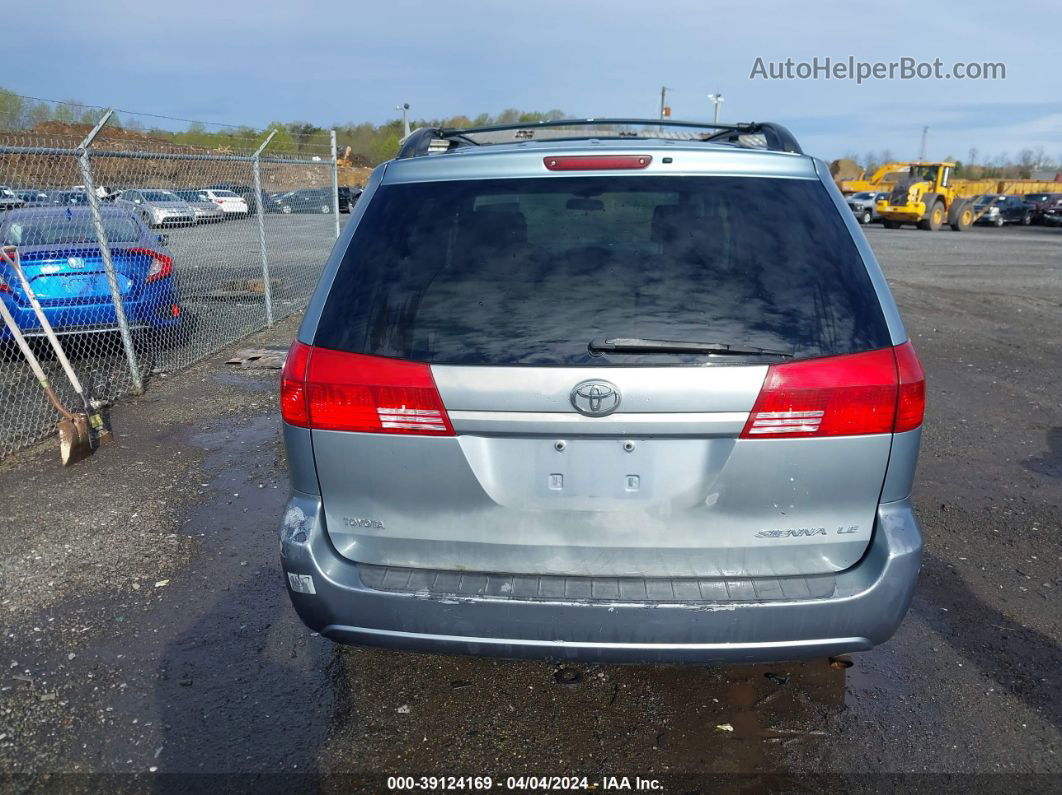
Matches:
[589,337,793,358]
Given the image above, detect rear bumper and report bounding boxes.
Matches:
[280,494,922,664]
[0,288,180,338]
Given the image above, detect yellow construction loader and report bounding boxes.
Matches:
[874,162,978,231]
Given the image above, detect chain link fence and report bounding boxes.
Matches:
[0,105,347,458]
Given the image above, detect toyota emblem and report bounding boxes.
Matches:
[570,380,621,417]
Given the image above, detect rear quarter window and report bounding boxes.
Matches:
[314,175,891,366]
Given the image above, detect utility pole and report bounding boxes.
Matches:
[658,86,670,120]
[918,126,928,161]
[397,103,411,138]
[707,93,725,124]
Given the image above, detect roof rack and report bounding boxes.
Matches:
[395,118,803,160]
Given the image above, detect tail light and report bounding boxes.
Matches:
[0,276,10,294]
[280,341,454,436]
[740,343,924,439]
[129,248,173,283]
[893,341,926,432]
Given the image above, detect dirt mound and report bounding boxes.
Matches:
[829,158,863,180]
[33,121,180,146]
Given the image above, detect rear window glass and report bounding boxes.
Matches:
[315,176,891,365]
[3,215,141,246]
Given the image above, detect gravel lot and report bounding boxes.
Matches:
[0,223,1059,790]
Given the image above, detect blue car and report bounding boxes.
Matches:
[0,206,182,341]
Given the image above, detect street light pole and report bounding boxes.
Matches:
[707,93,725,124]
[397,103,411,138]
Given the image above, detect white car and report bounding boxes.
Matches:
[70,184,117,199]
[200,189,249,217]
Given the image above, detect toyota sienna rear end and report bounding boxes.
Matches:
[278,120,925,664]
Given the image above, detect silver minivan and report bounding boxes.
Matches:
[278,119,925,664]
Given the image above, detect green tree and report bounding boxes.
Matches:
[494,108,523,124]
[52,101,84,123]
[0,88,25,130]
[26,102,52,128]
[369,130,401,164]
[257,123,297,154]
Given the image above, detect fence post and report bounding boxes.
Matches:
[77,110,144,394]
[252,130,277,326]
[330,130,340,239]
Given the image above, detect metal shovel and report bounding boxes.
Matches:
[0,286,94,464]
[0,245,111,460]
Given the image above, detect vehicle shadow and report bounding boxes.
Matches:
[913,551,1061,731]
[321,642,847,781]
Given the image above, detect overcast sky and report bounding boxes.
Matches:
[7,0,1061,163]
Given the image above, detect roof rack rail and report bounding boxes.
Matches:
[395,118,803,159]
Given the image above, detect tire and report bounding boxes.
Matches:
[919,201,945,231]
[281,205,292,214]
[949,202,974,231]
[993,216,1004,227]
[320,205,331,214]
[1021,213,1031,226]
[860,210,872,224]
[883,220,900,229]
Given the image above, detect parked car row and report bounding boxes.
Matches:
[1,183,364,224]
[1,185,122,211]
[963,192,1062,228]
[114,188,248,228]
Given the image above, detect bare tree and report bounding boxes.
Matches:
[1018,148,1037,174]
[1030,146,1051,170]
